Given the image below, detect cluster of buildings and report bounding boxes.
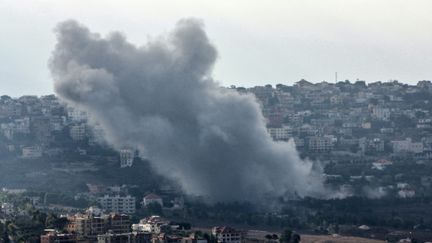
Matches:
[40,207,243,243]
[0,94,106,159]
[235,80,432,198]
[41,207,147,243]
[81,183,179,215]
[241,80,432,158]
[76,182,181,216]
[2,80,432,162]
[1,80,432,202]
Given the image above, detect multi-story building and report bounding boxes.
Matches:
[70,123,87,141]
[212,226,242,243]
[98,195,136,214]
[392,138,424,154]
[110,214,131,234]
[67,107,88,122]
[267,126,292,141]
[308,136,334,152]
[67,213,130,237]
[120,149,134,168]
[372,107,391,121]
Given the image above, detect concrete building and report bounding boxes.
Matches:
[98,195,136,214]
[70,123,87,141]
[120,149,134,168]
[67,108,88,122]
[132,216,170,234]
[392,138,424,153]
[372,107,391,121]
[67,213,130,237]
[212,226,242,243]
[97,232,151,243]
[22,146,42,159]
[308,136,334,152]
[267,125,292,141]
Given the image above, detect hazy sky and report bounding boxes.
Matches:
[1,0,432,97]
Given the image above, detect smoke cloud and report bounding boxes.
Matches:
[49,19,329,202]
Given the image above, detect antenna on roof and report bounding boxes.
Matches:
[335,72,338,82]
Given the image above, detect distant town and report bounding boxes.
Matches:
[1,79,432,242]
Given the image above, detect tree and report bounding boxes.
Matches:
[203,233,217,243]
[0,222,8,243]
[45,213,69,230]
[279,229,292,243]
[291,233,301,243]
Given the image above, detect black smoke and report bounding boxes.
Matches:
[49,19,331,202]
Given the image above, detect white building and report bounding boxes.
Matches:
[120,149,134,168]
[308,136,334,152]
[70,124,87,141]
[267,125,292,141]
[1,202,14,215]
[392,138,424,153]
[22,146,42,159]
[67,107,88,122]
[132,216,170,234]
[14,117,30,134]
[142,193,163,207]
[372,107,391,121]
[98,195,136,214]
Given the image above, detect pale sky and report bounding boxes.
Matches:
[1,0,432,97]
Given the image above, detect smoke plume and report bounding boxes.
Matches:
[49,19,329,202]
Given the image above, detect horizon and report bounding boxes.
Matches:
[1,78,429,98]
[1,0,432,97]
